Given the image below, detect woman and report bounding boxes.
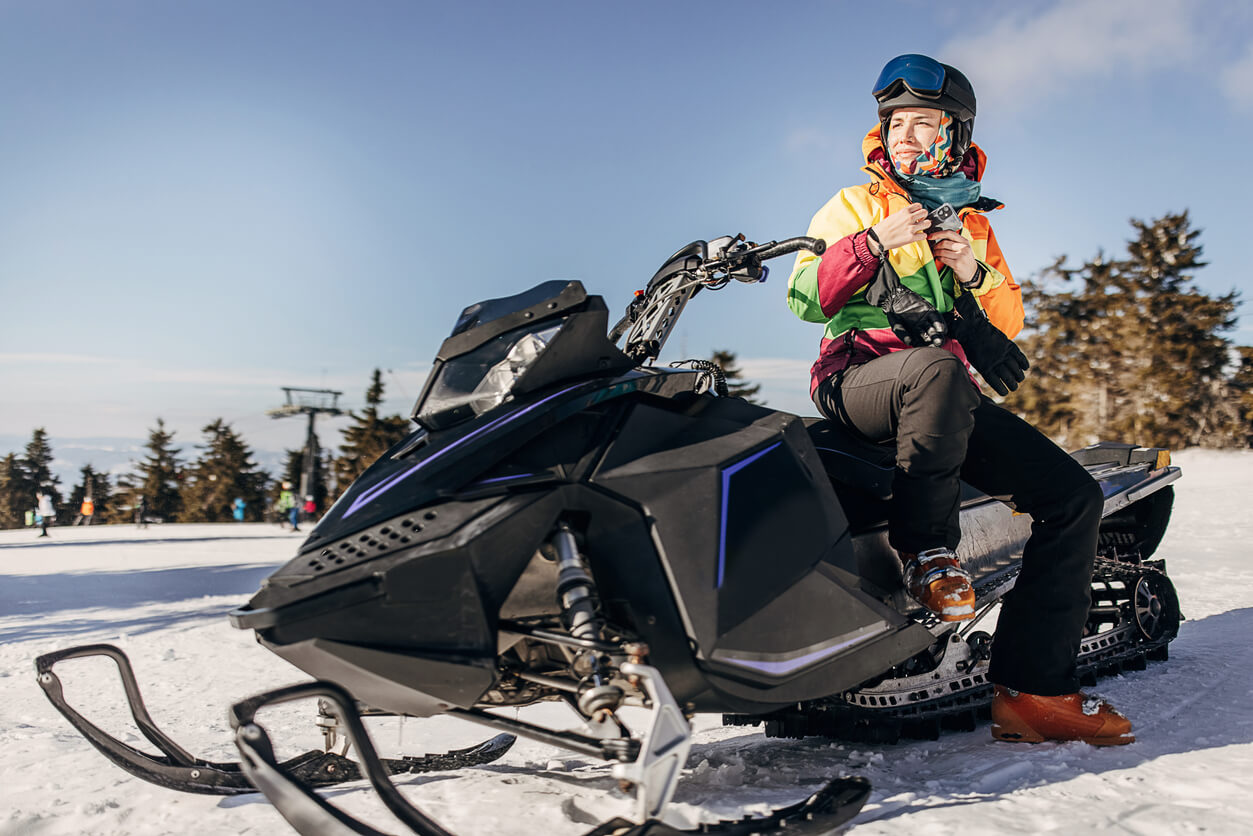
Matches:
[787,54,1133,746]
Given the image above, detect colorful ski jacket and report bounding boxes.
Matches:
[787,127,1023,394]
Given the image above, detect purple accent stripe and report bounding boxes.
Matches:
[474,472,539,486]
[717,442,782,588]
[343,383,585,518]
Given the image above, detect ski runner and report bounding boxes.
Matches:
[787,53,1133,745]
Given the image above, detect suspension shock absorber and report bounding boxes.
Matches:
[552,522,624,718]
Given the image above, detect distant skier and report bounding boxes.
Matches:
[74,496,95,525]
[135,495,149,528]
[302,494,316,523]
[277,483,298,532]
[36,490,55,537]
[787,53,1132,745]
[232,497,246,522]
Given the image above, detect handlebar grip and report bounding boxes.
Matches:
[753,236,826,261]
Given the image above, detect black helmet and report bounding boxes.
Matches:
[873,54,976,162]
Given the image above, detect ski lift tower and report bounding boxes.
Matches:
[267,387,344,502]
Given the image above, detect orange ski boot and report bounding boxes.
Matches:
[991,685,1135,746]
[901,548,975,622]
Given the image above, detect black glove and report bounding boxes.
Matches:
[864,259,947,347]
[948,292,1030,395]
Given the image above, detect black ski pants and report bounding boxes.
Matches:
[813,347,1104,695]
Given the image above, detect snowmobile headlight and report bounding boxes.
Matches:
[416,319,566,430]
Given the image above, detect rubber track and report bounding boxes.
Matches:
[725,559,1180,743]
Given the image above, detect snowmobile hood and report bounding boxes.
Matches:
[302,383,597,554]
[287,280,643,554]
[294,367,702,555]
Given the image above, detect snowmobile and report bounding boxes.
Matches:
[36,233,1182,836]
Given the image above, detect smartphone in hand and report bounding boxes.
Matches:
[925,203,962,234]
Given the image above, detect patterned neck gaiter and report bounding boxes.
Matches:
[890,112,957,177]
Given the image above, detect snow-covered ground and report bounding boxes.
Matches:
[3,448,1251,835]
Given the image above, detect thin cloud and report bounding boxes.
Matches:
[141,366,365,390]
[0,353,117,365]
[143,363,432,394]
[940,0,1200,114]
[1223,42,1253,111]
[736,357,814,382]
[0,358,422,396]
[785,128,838,154]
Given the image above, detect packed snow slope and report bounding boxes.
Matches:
[3,448,1251,836]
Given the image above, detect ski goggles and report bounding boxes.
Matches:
[872,54,974,113]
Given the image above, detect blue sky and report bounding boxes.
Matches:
[2,0,1251,464]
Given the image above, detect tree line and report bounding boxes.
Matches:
[0,354,759,531]
[0,369,408,529]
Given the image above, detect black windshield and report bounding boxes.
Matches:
[450,280,572,337]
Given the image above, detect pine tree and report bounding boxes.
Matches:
[120,419,184,523]
[1014,252,1146,447]
[1123,213,1237,447]
[1015,212,1242,449]
[335,369,410,489]
[1007,257,1085,445]
[0,453,25,530]
[180,420,270,522]
[710,350,763,403]
[19,428,61,521]
[66,464,115,524]
[1229,346,1253,448]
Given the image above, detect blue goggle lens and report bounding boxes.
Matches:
[873,54,947,100]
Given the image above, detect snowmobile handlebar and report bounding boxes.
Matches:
[703,235,827,279]
[748,235,826,260]
[614,234,827,362]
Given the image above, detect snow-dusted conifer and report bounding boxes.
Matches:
[180,420,269,522]
[20,428,61,514]
[0,453,25,529]
[1016,213,1246,449]
[334,369,409,489]
[119,418,184,523]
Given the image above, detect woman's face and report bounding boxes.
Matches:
[886,107,944,169]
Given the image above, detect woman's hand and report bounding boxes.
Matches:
[927,229,977,284]
[869,203,929,253]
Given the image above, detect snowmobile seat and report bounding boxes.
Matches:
[804,418,895,501]
[803,418,991,534]
[803,418,898,534]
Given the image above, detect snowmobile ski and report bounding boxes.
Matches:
[34,644,516,795]
[231,677,870,836]
[581,776,871,835]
